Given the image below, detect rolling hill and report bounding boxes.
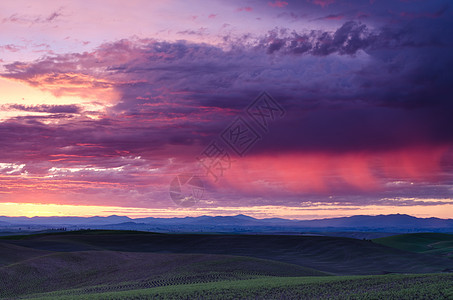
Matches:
[1,230,453,299]
[2,230,452,275]
[0,243,50,266]
[373,233,453,259]
[0,249,324,298]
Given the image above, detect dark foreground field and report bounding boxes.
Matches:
[0,230,452,299]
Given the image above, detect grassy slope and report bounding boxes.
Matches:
[3,230,453,275]
[0,250,326,298]
[23,273,453,300]
[373,233,453,259]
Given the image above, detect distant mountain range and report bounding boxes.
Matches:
[1,214,453,233]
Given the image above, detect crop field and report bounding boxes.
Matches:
[0,250,325,298]
[19,273,453,300]
[1,231,453,299]
[374,233,453,259]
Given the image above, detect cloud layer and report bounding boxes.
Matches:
[0,0,452,216]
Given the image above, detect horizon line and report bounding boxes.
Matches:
[1,213,452,221]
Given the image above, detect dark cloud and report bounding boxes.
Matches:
[2,16,453,156]
[4,104,81,114]
[257,17,453,56]
[397,3,449,20]
[177,28,209,36]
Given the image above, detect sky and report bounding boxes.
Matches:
[0,0,452,219]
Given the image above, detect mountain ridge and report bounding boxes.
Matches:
[1,213,452,230]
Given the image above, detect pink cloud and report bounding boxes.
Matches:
[268,1,288,8]
[212,145,450,198]
[236,7,253,12]
[0,44,23,52]
[309,0,335,8]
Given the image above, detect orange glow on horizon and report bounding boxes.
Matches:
[0,202,452,219]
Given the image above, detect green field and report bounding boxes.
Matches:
[20,274,453,300]
[1,231,453,299]
[374,233,453,259]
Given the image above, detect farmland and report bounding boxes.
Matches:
[373,233,453,259]
[18,274,453,300]
[1,230,452,299]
